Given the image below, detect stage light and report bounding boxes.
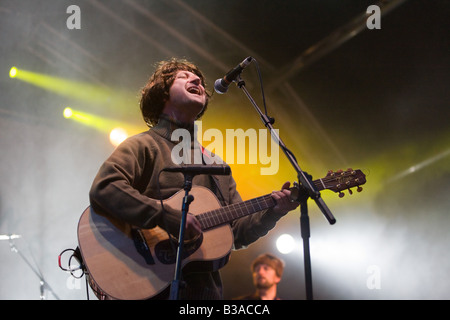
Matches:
[276,234,296,254]
[109,128,128,147]
[63,107,73,119]
[9,67,18,78]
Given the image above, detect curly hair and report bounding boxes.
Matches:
[139,58,211,127]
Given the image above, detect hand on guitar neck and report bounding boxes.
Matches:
[270,181,300,217]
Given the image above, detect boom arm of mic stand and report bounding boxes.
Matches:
[236,77,336,225]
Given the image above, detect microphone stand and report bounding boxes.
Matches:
[169,173,195,300]
[235,75,336,300]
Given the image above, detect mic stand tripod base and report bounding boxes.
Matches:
[8,238,59,300]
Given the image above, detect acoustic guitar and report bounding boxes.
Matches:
[77,169,366,300]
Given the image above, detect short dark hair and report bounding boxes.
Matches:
[139,58,211,127]
[251,253,285,277]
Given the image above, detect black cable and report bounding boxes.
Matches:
[251,58,274,124]
[251,58,299,164]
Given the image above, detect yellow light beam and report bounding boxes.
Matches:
[10,67,136,107]
[63,107,145,136]
[385,148,450,184]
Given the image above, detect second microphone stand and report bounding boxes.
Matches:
[236,75,336,300]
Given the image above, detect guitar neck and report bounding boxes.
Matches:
[196,194,275,230]
[196,178,326,230]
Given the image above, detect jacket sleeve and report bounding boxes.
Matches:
[88,136,180,232]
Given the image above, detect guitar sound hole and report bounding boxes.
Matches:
[155,234,203,264]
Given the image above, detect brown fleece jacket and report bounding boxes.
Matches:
[89,115,283,299]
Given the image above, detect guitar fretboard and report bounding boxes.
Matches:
[194,170,365,230]
[196,194,276,230]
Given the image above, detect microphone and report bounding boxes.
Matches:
[163,164,231,176]
[214,56,253,94]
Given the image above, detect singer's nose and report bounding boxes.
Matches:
[189,74,201,85]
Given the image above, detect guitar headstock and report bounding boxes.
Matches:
[322,168,366,198]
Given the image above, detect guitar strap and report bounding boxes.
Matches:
[209,175,227,207]
[200,145,228,208]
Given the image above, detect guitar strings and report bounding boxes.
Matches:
[197,195,275,230]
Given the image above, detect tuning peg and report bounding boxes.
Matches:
[339,191,345,198]
[348,188,353,195]
[357,186,363,192]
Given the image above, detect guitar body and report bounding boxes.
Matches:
[77,186,233,300]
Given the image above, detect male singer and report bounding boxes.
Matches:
[89,58,298,299]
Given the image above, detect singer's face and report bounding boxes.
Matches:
[165,70,207,118]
